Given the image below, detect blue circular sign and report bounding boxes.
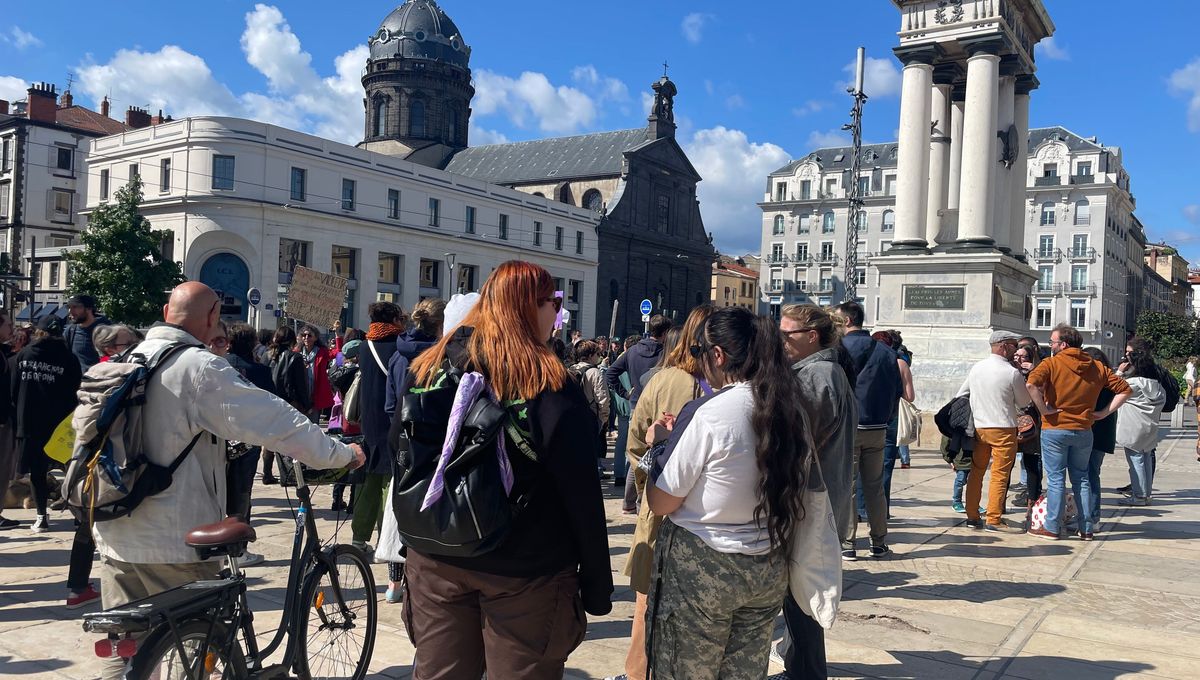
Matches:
[640,299,653,315]
[247,287,262,306]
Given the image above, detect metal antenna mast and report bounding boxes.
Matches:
[842,47,868,303]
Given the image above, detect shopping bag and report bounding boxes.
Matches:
[43,414,75,464]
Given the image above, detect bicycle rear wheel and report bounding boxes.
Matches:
[297,544,378,679]
[128,618,246,680]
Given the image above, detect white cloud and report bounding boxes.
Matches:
[474,69,597,134]
[806,129,851,148]
[1168,58,1200,133]
[2,26,42,50]
[0,75,27,102]
[725,94,745,110]
[468,121,509,146]
[641,91,655,115]
[1184,204,1200,226]
[74,6,369,144]
[681,13,714,44]
[570,65,629,104]
[1036,36,1070,61]
[792,99,827,116]
[703,80,714,96]
[838,57,901,98]
[684,126,791,253]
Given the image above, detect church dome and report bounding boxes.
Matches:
[368,0,471,68]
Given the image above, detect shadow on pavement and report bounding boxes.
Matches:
[0,654,72,674]
[812,649,1155,679]
[846,570,1067,604]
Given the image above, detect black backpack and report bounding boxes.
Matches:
[388,363,538,558]
[1156,365,1180,413]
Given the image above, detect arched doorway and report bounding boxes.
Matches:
[199,252,250,322]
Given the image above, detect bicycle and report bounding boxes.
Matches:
[82,452,378,679]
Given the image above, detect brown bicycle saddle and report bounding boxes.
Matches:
[185,516,256,548]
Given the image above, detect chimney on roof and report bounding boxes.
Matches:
[59,89,73,108]
[0,100,7,115]
[125,106,151,129]
[100,96,110,118]
[26,82,57,123]
[151,109,166,125]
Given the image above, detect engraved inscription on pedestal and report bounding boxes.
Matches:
[903,285,966,310]
[992,285,1027,317]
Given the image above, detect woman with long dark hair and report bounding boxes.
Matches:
[399,261,612,679]
[645,307,816,679]
[1115,339,1166,509]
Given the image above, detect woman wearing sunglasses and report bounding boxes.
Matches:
[400,261,612,679]
[644,306,817,679]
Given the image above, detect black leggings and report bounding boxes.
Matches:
[1022,451,1043,502]
[20,438,51,515]
[67,519,96,592]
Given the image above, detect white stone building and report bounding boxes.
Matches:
[83,117,600,333]
[759,126,1146,361]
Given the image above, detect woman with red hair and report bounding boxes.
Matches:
[398,260,612,679]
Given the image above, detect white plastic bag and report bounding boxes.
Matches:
[374,478,406,563]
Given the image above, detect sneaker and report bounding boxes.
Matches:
[840,548,857,562]
[964,518,984,529]
[385,587,403,604]
[621,506,637,515]
[239,551,265,567]
[869,544,892,559]
[331,499,348,513]
[30,514,50,533]
[1013,491,1029,507]
[0,516,19,530]
[1118,497,1149,507]
[1116,483,1132,494]
[1027,527,1060,540]
[603,675,630,680]
[261,473,278,486]
[900,463,910,469]
[1079,531,1095,541]
[66,585,101,610]
[985,521,1024,534]
[352,541,374,556]
[951,501,966,513]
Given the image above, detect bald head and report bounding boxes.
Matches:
[164,282,221,343]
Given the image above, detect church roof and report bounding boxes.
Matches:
[445,128,648,184]
[369,0,471,67]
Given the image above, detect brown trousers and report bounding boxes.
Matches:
[403,550,586,680]
[967,427,1018,525]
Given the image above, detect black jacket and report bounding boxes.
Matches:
[392,327,614,615]
[842,330,902,428]
[606,338,663,405]
[227,353,276,395]
[361,333,402,475]
[63,315,111,370]
[935,396,975,460]
[13,337,82,443]
[270,350,311,411]
[0,345,13,426]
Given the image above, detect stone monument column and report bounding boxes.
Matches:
[926,69,954,246]
[993,68,1016,253]
[947,85,965,212]
[891,46,939,251]
[955,38,1004,248]
[1011,75,1038,262]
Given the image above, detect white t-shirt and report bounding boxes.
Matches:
[654,382,770,555]
[955,354,1031,429]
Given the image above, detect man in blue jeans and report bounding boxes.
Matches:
[1025,324,1130,540]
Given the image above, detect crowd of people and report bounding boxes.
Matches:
[0,265,1190,680]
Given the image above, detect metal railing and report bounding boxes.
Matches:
[815,253,840,266]
[1067,246,1096,261]
[1033,281,1060,294]
[1034,176,1062,187]
[1028,248,1063,262]
[1066,282,1097,297]
[1069,174,1094,185]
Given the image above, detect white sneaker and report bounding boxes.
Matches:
[239,551,265,567]
[30,514,50,533]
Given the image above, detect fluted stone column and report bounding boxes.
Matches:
[956,39,1003,248]
[1011,75,1037,263]
[926,68,955,246]
[947,87,965,212]
[993,71,1016,253]
[891,46,939,251]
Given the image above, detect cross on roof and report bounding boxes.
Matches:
[662,61,669,77]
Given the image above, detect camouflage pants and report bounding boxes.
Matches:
[646,519,787,680]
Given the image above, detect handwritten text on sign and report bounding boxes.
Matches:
[287,266,348,329]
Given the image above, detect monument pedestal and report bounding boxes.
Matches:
[873,252,1036,411]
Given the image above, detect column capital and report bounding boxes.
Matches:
[960,36,1008,58]
[932,64,961,86]
[1015,74,1040,95]
[893,44,942,67]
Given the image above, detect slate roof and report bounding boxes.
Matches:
[445,128,648,184]
[1027,126,1103,153]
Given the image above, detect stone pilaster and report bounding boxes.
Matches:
[955,38,1004,249]
[993,66,1017,254]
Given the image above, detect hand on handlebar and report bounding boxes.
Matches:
[347,443,367,470]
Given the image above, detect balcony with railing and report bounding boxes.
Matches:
[766,253,789,266]
[1066,282,1097,297]
[1034,175,1062,187]
[1033,281,1060,295]
[815,253,840,266]
[793,255,813,267]
[1028,247,1063,263]
[1069,174,1094,185]
[1067,246,1097,262]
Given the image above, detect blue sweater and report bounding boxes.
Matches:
[841,330,903,429]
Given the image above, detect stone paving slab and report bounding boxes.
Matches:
[1,412,1198,678]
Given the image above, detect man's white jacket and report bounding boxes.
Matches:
[93,325,355,564]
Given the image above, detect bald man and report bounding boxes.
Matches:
[93,282,365,680]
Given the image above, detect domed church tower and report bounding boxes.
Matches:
[359,0,474,167]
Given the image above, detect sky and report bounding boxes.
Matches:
[1,1,1198,261]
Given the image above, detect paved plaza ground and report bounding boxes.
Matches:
[1,412,1198,679]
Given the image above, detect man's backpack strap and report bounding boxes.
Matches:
[167,431,206,474]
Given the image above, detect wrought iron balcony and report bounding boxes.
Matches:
[1067,246,1097,262]
[1034,176,1062,187]
[766,254,789,265]
[1028,248,1063,263]
[815,253,840,266]
[1069,174,1094,185]
[793,255,813,267]
[1066,282,1097,297]
[1033,281,1060,295]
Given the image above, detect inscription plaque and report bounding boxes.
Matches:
[904,285,966,310]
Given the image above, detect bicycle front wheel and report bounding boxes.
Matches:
[128,618,246,680]
[297,544,378,680]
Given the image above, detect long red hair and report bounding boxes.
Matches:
[411,260,566,400]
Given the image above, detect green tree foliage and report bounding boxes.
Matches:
[64,178,184,327]
[1134,310,1200,361]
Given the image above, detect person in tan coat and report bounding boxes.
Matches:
[611,304,713,680]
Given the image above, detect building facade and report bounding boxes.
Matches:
[711,256,760,311]
[759,126,1148,360]
[83,117,599,333]
[1144,245,1192,317]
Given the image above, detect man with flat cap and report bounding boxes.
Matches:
[954,330,1034,533]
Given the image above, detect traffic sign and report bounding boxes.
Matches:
[639,299,653,316]
[247,287,262,306]
[642,313,651,323]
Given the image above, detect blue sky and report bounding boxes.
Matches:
[2,1,1198,261]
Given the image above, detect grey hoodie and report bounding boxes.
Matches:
[793,346,858,540]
